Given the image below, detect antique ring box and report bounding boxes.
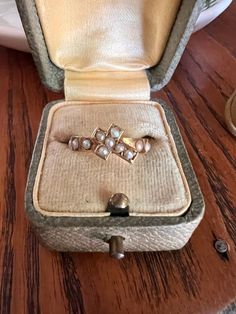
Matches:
[16,0,205,257]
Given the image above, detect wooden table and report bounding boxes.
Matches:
[0,3,236,314]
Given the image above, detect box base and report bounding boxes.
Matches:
[25,99,204,252]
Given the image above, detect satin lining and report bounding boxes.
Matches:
[35,0,181,100]
[65,70,150,100]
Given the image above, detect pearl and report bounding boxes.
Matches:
[124,150,134,160]
[105,137,115,149]
[82,138,92,150]
[110,127,120,139]
[144,141,151,153]
[96,130,106,142]
[98,145,109,158]
[135,140,144,152]
[69,137,79,151]
[114,143,125,153]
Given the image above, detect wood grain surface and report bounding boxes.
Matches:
[0,3,236,314]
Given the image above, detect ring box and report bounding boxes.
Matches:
[16,0,205,253]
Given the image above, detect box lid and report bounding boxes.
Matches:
[16,0,203,94]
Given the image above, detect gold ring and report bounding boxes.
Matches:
[68,124,151,164]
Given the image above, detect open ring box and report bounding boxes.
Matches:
[17,0,205,253]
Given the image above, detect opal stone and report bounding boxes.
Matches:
[144,141,151,153]
[114,143,125,153]
[98,146,109,158]
[82,138,92,150]
[105,137,115,149]
[69,137,79,151]
[96,130,106,142]
[124,150,134,160]
[135,140,144,152]
[110,126,120,139]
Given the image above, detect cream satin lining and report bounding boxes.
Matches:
[35,0,181,100]
[65,70,150,101]
[35,0,181,71]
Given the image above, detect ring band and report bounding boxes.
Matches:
[68,124,151,164]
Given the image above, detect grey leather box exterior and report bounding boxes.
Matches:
[16,0,205,252]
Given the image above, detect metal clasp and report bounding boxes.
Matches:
[109,236,125,259]
[107,193,129,216]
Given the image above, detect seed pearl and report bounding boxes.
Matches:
[105,137,115,149]
[82,138,92,150]
[96,130,106,142]
[144,141,151,153]
[114,143,125,153]
[110,127,120,139]
[69,137,79,151]
[135,140,144,152]
[98,146,109,158]
[124,150,134,160]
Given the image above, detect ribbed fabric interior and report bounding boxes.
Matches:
[33,101,191,217]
